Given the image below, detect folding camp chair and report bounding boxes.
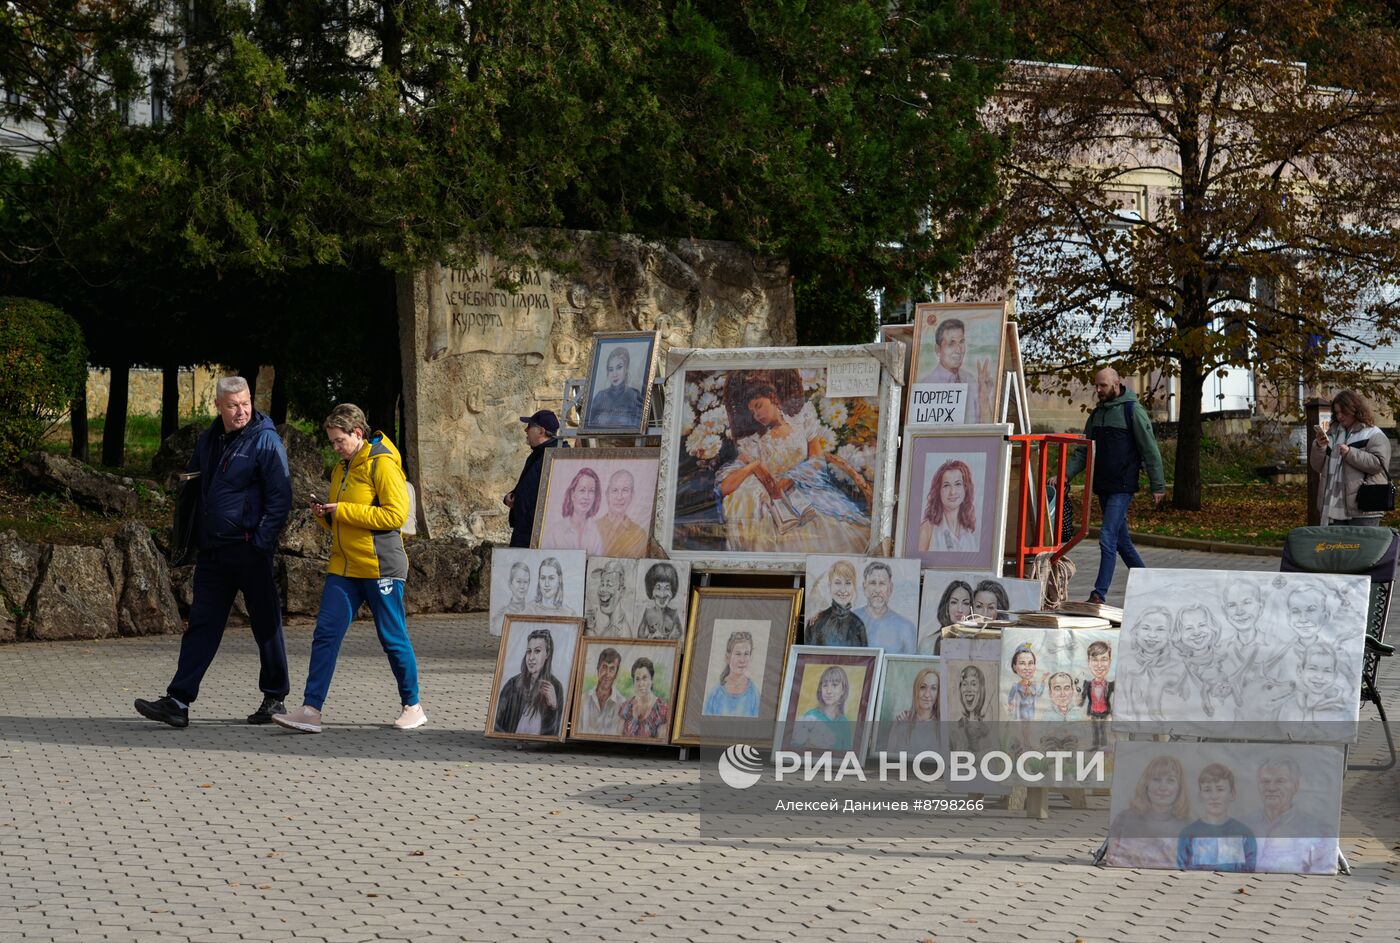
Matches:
[1280,525,1398,772]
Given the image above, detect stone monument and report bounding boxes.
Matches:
[398,230,797,540]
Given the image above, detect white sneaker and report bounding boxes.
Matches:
[394,704,427,730]
[272,705,323,734]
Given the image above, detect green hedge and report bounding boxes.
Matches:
[0,297,87,465]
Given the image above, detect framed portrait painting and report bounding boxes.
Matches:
[568,638,680,745]
[907,302,1006,426]
[654,345,901,572]
[579,331,661,435]
[488,547,586,637]
[485,614,585,743]
[895,424,1011,572]
[582,556,693,641]
[672,586,803,747]
[531,447,660,558]
[868,654,943,762]
[803,554,922,655]
[773,645,883,759]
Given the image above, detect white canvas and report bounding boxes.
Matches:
[583,557,692,642]
[939,636,1010,795]
[804,555,922,655]
[999,627,1119,783]
[917,571,1045,654]
[1104,741,1344,874]
[489,548,586,637]
[1116,568,1367,740]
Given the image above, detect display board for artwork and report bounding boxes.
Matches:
[583,557,693,641]
[489,548,587,637]
[568,637,679,745]
[578,331,662,435]
[803,554,922,654]
[531,447,659,557]
[869,654,943,761]
[1000,322,1031,434]
[1104,741,1344,874]
[1000,626,1119,785]
[1115,569,1368,740]
[895,424,1012,572]
[486,614,585,742]
[773,645,883,758]
[654,345,901,572]
[916,571,1045,654]
[879,323,914,393]
[907,302,1006,426]
[672,586,803,746]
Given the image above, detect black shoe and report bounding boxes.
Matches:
[135,696,189,728]
[248,695,285,725]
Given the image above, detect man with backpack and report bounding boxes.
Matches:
[1065,367,1167,604]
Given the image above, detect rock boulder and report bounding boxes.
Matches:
[279,555,327,618]
[24,544,118,640]
[109,522,182,636]
[150,421,205,489]
[404,538,490,614]
[20,451,139,516]
[278,424,330,505]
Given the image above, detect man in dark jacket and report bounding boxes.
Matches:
[135,376,293,728]
[504,410,560,547]
[1065,368,1167,604]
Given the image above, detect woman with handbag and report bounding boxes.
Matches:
[272,403,426,733]
[1309,390,1393,526]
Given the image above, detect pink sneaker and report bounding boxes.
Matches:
[394,704,427,730]
[272,705,323,733]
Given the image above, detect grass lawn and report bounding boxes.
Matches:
[1085,483,1400,547]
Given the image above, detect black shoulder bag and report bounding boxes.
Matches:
[1355,439,1396,513]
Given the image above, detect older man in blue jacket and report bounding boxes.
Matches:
[136,376,293,728]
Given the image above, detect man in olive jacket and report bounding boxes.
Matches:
[1065,367,1167,603]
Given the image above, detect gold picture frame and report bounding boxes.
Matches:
[485,614,586,743]
[568,637,681,745]
[671,585,803,747]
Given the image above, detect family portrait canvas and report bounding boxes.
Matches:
[656,346,899,572]
[773,646,882,758]
[488,548,587,637]
[895,425,1011,571]
[803,555,922,654]
[579,331,660,435]
[907,302,1006,426]
[532,448,660,558]
[1104,741,1344,874]
[486,614,584,742]
[1116,569,1367,738]
[673,587,803,746]
[568,638,679,744]
[869,655,943,760]
[583,557,693,641]
[916,571,1045,653]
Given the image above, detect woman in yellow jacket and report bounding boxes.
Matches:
[273,404,425,733]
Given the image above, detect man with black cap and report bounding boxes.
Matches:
[504,410,561,547]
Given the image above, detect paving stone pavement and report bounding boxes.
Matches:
[2,542,1399,942]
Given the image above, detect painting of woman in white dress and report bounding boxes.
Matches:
[714,370,873,554]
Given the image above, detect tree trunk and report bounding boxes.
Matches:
[238,362,259,405]
[69,375,89,462]
[161,364,181,441]
[101,361,130,469]
[269,365,288,425]
[1173,359,1206,511]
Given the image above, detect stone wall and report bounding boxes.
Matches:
[85,364,277,419]
[399,231,797,540]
